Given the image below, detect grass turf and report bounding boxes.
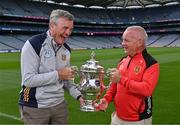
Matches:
[0,47,180,124]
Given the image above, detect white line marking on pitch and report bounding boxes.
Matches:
[0,112,22,121]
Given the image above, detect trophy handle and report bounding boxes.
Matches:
[93,69,105,103]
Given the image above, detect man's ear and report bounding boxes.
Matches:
[49,22,55,30]
[137,38,143,47]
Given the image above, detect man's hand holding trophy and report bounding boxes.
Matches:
[57,67,76,80]
[93,68,121,112]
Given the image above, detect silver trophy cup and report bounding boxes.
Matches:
[78,51,106,112]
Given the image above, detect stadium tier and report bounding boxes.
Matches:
[0,0,180,51]
[0,0,179,23]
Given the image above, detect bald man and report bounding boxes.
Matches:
[94,26,159,125]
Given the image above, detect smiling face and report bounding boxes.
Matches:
[49,17,73,45]
[121,27,146,57]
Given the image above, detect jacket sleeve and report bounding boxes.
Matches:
[63,80,82,99]
[121,63,159,97]
[103,82,117,104]
[21,41,59,87]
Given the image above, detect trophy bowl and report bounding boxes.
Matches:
[78,51,106,112]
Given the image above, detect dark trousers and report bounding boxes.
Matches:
[21,101,68,125]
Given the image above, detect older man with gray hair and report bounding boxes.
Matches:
[94,26,159,125]
[19,9,84,124]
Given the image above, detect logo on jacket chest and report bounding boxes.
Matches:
[134,65,141,74]
[61,54,66,61]
[44,49,52,58]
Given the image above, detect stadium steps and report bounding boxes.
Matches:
[68,41,83,48]
[83,37,104,48]
[33,2,49,16]
[108,36,121,47]
[0,40,19,50]
[68,37,88,48]
[165,34,180,47]
[15,1,33,16]
[147,35,164,46]
[72,37,98,49]
[12,36,26,44]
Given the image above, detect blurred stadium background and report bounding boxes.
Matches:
[0,0,180,124]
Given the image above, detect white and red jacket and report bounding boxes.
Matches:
[104,49,159,121]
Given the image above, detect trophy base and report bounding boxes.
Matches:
[81,105,95,112]
[80,100,96,112]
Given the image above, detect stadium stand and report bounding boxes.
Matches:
[166,34,180,47]
[0,0,179,51]
[149,34,179,47]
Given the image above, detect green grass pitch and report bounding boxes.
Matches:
[0,47,180,124]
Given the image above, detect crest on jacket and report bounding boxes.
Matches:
[62,54,66,61]
[134,65,141,74]
[44,49,52,58]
